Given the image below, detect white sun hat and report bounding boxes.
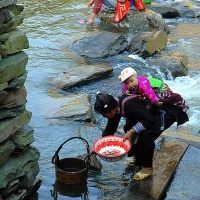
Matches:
[118,67,137,83]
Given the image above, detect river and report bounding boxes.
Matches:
[17,0,200,199]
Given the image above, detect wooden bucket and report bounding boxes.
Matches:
[52,137,90,185]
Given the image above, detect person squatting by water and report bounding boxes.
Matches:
[86,0,146,24]
[94,92,189,180]
[119,67,189,112]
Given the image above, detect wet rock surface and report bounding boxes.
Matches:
[70,32,128,59]
[49,64,113,90]
[0,1,40,198]
[47,93,95,122]
[165,145,200,200]
[121,141,188,200]
[0,1,199,199]
[145,52,189,78]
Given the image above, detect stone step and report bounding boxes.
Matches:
[120,141,188,200]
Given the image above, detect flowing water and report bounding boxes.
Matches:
[16,0,200,199]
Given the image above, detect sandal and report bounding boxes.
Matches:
[133,170,153,181]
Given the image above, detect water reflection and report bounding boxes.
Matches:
[51,181,88,199]
[17,0,200,199]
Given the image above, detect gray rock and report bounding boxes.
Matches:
[99,9,170,34]
[0,8,12,24]
[70,31,127,59]
[0,15,23,35]
[146,52,188,78]
[0,140,15,166]
[0,82,8,91]
[0,33,9,42]
[50,64,113,90]
[0,51,28,84]
[47,93,95,122]
[7,71,27,89]
[165,145,200,199]
[128,30,168,58]
[7,4,24,16]
[0,105,26,119]
[0,146,40,189]
[3,29,29,57]
[0,0,17,9]
[20,163,39,187]
[0,110,32,143]
[0,40,7,57]
[1,179,19,196]
[0,86,27,109]
[0,8,3,27]
[145,2,179,18]
[3,189,26,200]
[170,1,196,18]
[70,10,169,59]
[11,125,35,150]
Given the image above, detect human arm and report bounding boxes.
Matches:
[155,101,163,107]
[123,128,139,144]
[138,76,160,104]
[122,99,156,142]
[121,83,131,95]
[88,0,94,7]
[86,0,103,24]
[102,113,121,137]
[86,13,97,24]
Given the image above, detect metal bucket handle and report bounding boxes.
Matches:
[52,136,90,165]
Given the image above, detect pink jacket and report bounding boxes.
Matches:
[122,76,160,104]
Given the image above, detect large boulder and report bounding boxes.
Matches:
[170,1,196,18]
[98,9,170,34]
[145,2,179,18]
[127,30,168,58]
[0,110,32,143]
[0,0,17,9]
[0,51,28,84]
[70,31,128,59]
[47,93,95,122]
[49,64,113,90]
[0,146,40,189]
[146,52,188,78]
[69,9,170,59]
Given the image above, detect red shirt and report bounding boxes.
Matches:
[93,0,103,14]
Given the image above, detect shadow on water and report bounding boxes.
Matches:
[50,181,88,199]
[16,0,200,199]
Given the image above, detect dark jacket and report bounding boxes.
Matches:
[102,95,189,137]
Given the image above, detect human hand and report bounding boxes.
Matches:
[87,0,94,7]
[89,148,96,155]
[123,131,133,142]
[86,19,93,24]
[156,102,163,107]
[125,90,131,96]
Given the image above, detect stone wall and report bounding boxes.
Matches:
[0,0,40,199]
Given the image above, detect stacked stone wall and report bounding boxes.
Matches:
[0,0,40,199]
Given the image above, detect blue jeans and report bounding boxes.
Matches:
[104,0,117,11]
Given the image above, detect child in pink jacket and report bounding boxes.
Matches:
[118,67,189,111]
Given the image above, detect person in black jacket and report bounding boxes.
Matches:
[94,92,189,180]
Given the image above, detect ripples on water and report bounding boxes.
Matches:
[17,0,200,199]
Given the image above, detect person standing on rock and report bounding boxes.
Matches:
[94,92,189,180]
[86,0,146,24]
